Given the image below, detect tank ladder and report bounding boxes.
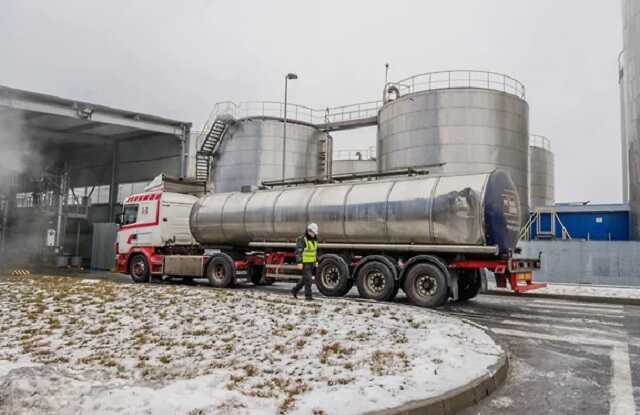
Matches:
[195,117,233,183]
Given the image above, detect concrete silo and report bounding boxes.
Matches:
[528,135,555,210]
[378,70,530,217]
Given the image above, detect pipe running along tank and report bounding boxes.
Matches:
[190,170,522,256]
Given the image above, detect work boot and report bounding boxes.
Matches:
[291,289,298,299]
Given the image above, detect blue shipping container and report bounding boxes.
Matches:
[529,204,630,241]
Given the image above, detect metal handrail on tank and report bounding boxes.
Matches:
[203,100,383,129]
[530,134,552,151]
[383,70,526,103]
[333,147,377,161]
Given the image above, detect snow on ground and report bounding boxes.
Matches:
[488,279,640,299]
[0,275,502,415]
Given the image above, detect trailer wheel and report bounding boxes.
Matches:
[404,263,448,308]
[248,265,273,286]
[456,270,481,302]
[316,254,351,297]
[206,254,235,288]
[389,278,400,301]
[356,261,396,301]
[129,254,150,283]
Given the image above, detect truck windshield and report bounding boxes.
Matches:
[122,205,139,225]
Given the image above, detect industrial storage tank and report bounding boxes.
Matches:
[190,170,522,255]
[331,148,377,175]
[210,102,327,193]
[378,70,530,219]
[621,0,640,239]
[528,135,555,210]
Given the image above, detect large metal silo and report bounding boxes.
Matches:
[378,70,530,217]
[528,135,555,210]
[621,0,640,239]
[210,103,326,192]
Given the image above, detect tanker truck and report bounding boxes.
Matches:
[115,170,543,308]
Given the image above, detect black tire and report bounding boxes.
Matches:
[248,265,273,286]
[403,263,449,308]
[356,261,396,301]
[456,270,481,302]
[315,254,351,297]
[389,278,400,301]
[206,254,235,288]
[129,254,150,283]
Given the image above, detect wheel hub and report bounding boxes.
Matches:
[366,272,385,294]
[321,266,340,289]
[132,260,145,277]
[213,264,225,281]
[416,274,438,297]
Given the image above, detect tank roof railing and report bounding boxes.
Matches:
[205,100,383,131]
[383,70,526,103]
[333,147,377,161]
[530,134,552,151]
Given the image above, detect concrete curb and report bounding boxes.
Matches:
[483,289,640,306]
[364,346,509,415]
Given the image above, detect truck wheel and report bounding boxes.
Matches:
[389,278,400,301]
[456,270,481,302]
[248,265,273,286]
[316,254,351,297]
[129,254,150,283]
[356,261,395,301]
[206,254,235,288]
[404,263,448,308]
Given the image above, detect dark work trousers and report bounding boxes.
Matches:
[293,263,315,299]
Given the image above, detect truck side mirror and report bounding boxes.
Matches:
[114,213,123,226]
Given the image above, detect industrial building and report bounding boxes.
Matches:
[525,204,629,241]
[0,85,191,270]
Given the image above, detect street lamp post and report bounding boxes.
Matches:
[282,73,298,182]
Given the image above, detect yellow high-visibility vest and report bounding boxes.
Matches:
[302,238,318,264]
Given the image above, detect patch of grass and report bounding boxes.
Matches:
[319,342,353,365]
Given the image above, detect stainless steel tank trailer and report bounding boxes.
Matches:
[116,170,543,308]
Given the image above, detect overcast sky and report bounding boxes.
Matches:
[0,0,624,203]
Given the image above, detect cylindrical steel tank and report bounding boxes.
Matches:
[528,135,555,210]
[622,0,640,239]
[378,70,530,219]
[332,159,377,175]
[212,117,324,193]
[331,148,377,175]
[190,170,522,255]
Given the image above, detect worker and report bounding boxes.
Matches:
[291,222,319,300]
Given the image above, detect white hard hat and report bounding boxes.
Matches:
[307,223,319,234]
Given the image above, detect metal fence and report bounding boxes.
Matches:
[209,100,383,127]
[530,134,552,151]
[519,240,640,286]
[333,147,376,161]
[384,70,526,101]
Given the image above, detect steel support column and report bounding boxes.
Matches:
[108,143,119,219]
[179,124,191,178]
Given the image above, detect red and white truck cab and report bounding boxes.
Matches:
[115,176,203,282]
